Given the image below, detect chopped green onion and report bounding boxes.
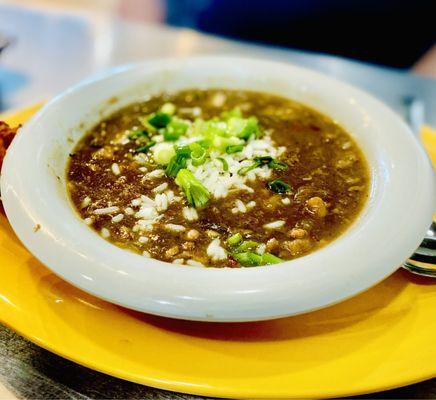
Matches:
[200,120,228,138]
[233,252,263,267]
[165,145,192,177]
[138,116,157,133]
[148,112,171,128]
[233,251,282,267]
[227,116,260,140]
[254,156,273,165]
[174,144,192,157]
[166,153,188,178]
[240,117,260,140]
[238,161,261,175]
[128,129,148,140]
[261,253,282,265]
[267,179,292,193]
[235,240,260,253]
[217,157,229,172]
[268,159,289,171]
[212,135,243,152]
[190,142,207,166]
[227,233,243,246]
[135,141,156,153]
[253,156,288,171]
[163,118,189,141]
[160,102,176,115]
[221,107,242,120]
[153,143,176,165]
[226,144,244,154]
[175,169,210,208]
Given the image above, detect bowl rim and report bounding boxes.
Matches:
[2,55,435,321]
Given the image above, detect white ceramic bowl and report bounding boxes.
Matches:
[2,56,435,322]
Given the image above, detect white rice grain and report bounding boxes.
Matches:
[192,107,201,117]
[182,207,198,221]
[207,238,227,261]
[81,196,91,208]
[147,169,165,179]
[186,259,204,267]
[111,163,121,175]
[93,206,119,215]
[140,195,155,205]
[111,213,124,223]
[154,193,168,211]
[235,199,247,213]
[124,207,134,215]
[281,198,291,205]
[153,182,168,193]
[263,220,286,230]
[165,190,175,203]
[211,92,226,107]
[138,236,149,243]
[165,223,186,232]
[101,228,110,238]
[135,206,158,220]
[246,201,256,209]
[256,243,266,255]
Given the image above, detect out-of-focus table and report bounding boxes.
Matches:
[0,4,435,399]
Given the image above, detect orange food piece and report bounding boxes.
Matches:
[0,121,18,171]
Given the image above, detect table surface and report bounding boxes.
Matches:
[0,4,435,399]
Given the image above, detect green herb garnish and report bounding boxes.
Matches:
[268,159,288,171]
[267,179,292,193]
[135,141,156,153]
[166,154,188,178]
[235,240,260,253]
[175,169,210,208]
[227,233,243,246]
[128,129,149,140]
[228,116,260,140]
[221,107,242,120]
[217,157,229,171]
[148,112,171,128]
[254,156,288,170]
[190,142,207,166]
[226,144,244,154]
[261,253,282,265]
[233,251,282,267]
[163,118,189,141]
[254,156,273,164]
[238,161,261,175]
[233,252,263,267]
[239,157,289,175]
[174,144,192,157]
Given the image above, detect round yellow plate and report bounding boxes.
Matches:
[0,107,435,399]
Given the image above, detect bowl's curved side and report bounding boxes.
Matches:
[2,56,435,321]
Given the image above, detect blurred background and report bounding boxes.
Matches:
[0,0,435,117]
[166,0,435,69]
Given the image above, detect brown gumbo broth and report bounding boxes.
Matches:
[67,89,369,267]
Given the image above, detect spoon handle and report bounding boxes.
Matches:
[403,222,436,277]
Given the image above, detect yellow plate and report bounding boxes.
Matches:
[0,107,435,399]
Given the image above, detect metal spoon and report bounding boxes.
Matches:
[402,96,435,277]
[403,222,436,277]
